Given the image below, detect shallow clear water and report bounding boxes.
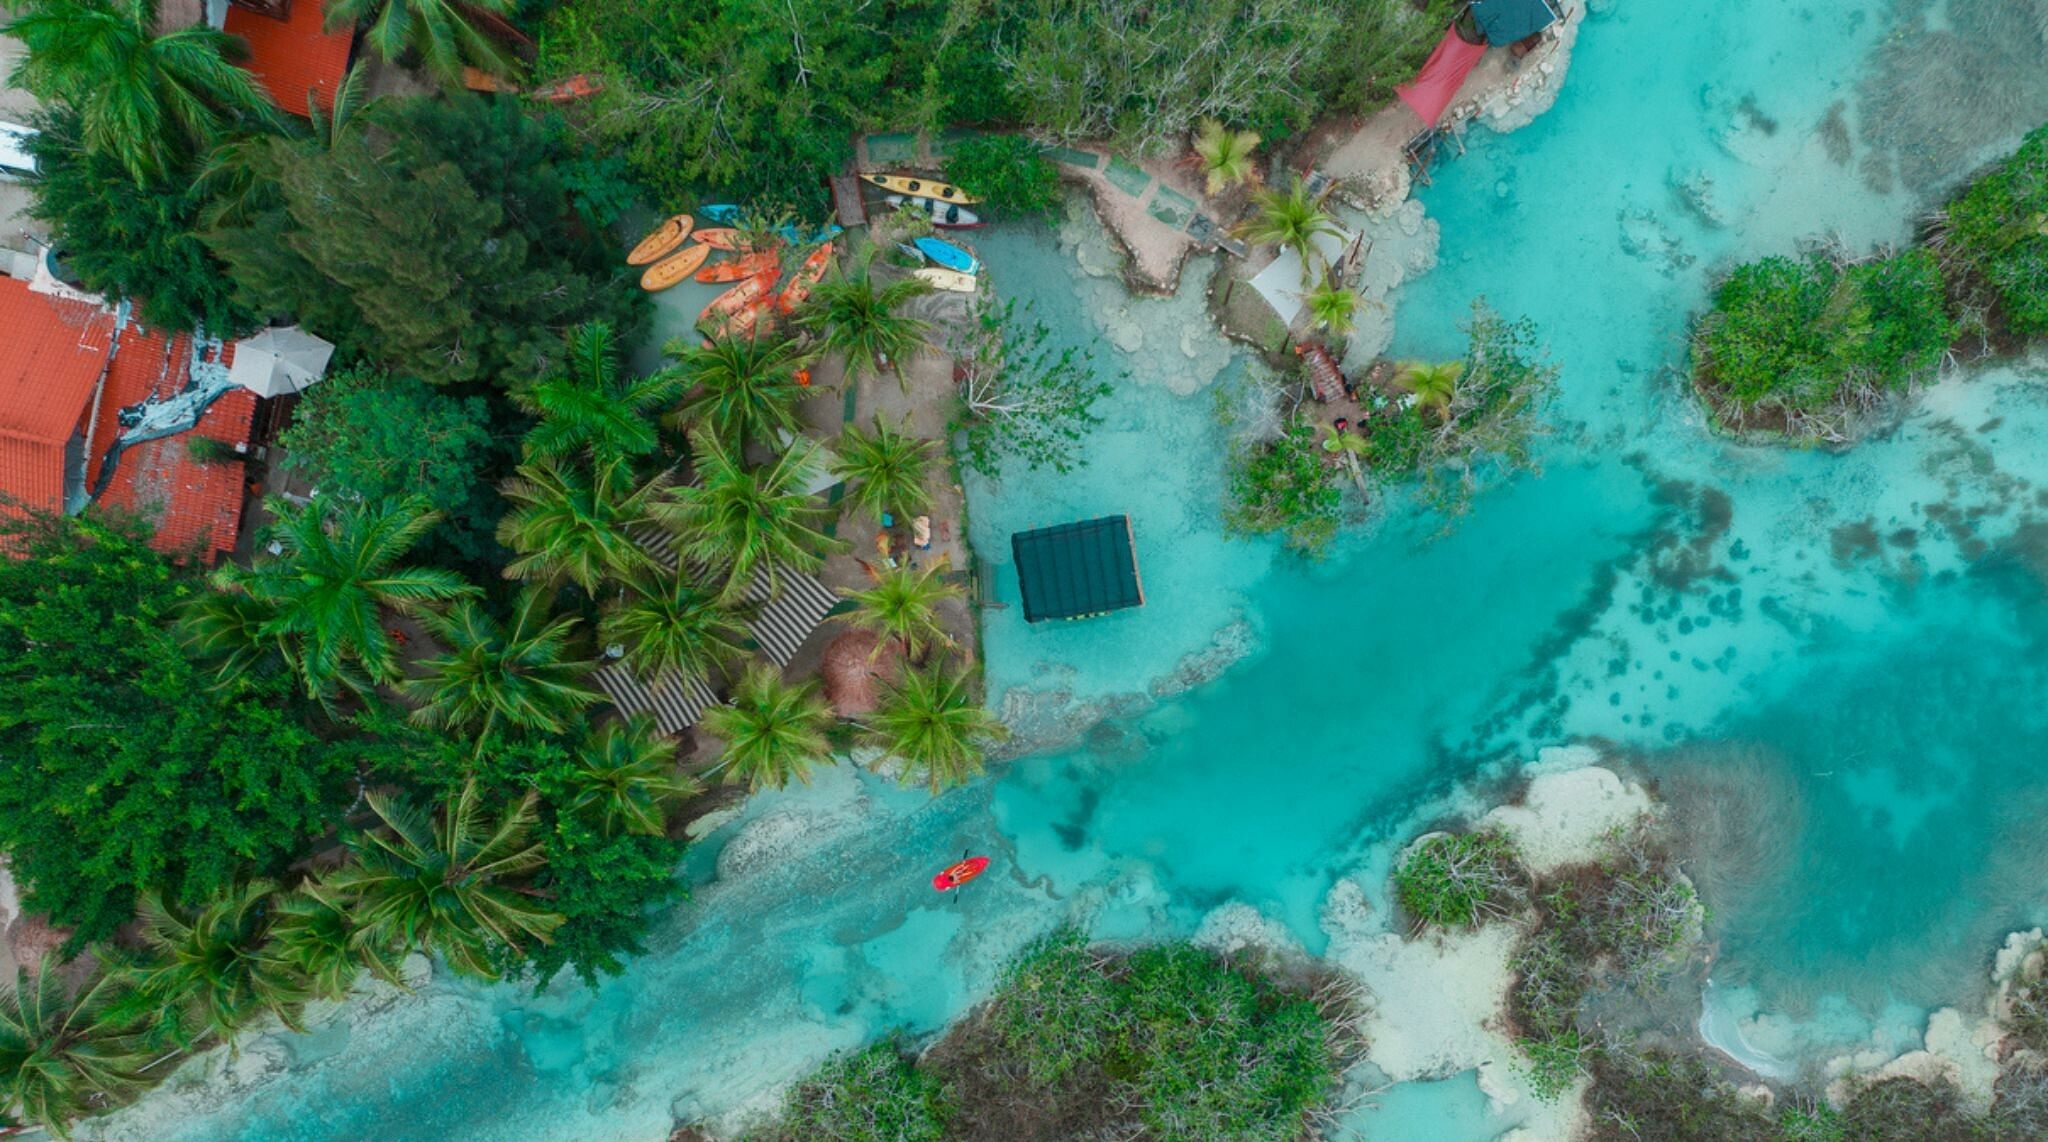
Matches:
[105,1,2048,1138]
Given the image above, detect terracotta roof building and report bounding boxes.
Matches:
[225,0,356,114]
[0,277,256,563]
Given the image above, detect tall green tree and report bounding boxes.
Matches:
[126,881,310,1044]
[402,593,600,740]
[1396,360,1463,419]
[843,563,961,662]
[278,368,508,566]
[2,0,280,181]
[1306,276,1361,336]
[559,716,700,837]
[797,264,934,388]
[496,456,665,593]
[0,962,152,1139]
[208,97,641,387]
[208,495,475,697]
[517,322,678,464]
[667,334,813,453]
[326,783,564,980]
[832,417,935,522]
[324,0,519,85]
[1237,178,1341,283]
[866,662,1007,794]
[599,569,750,689]
[656,431,840,603]
[0,513,353,941]
[699,664,835,791]
[266,883,408,1000]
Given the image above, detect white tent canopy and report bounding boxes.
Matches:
[228,326,335,397]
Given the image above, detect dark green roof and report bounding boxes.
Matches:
[1012,515,1144,623]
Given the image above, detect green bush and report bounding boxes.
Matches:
[1392,830,1525,928]
[945,135,1063,221]
[1694,250,1954,428]
[1225,420,1343,557]
[1583,1048,1776,1141]
[1940,122,2048,339]
[756,1038,949,1142]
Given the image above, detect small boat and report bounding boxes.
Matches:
[863,172,980,205]
[913,236,979,275]
[699,270,781,336]
[775,244,835,313]
[777,221,844,245]
[530,74,603,103]
[698,203,744,224]
[626,213,693,266]
[885,194,983,229]
[693,228,742,252]
[914,267,978,294]
[897,242,927,264]
[932,856,990,891]
[639,243,710,292]
[696,251,778,283]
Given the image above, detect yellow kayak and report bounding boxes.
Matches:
[913,267,978,293]
[627,213,694,266]
[640,244,710,292]
[861,172,981,205]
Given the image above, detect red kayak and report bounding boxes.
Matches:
[932,856,990,891]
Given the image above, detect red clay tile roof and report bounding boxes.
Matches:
[93,334,254,564]
[0,278,115,517]
[227,0,356,115]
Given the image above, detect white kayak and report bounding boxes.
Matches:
[914,267,980,293]
[885,193,984,229]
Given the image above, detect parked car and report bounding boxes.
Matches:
[0,122,37,180]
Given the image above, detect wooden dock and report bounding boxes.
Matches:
[830,174,868,228]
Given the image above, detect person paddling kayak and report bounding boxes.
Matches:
[933,851,990,892]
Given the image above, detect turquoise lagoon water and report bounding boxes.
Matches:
[106,1,2048,1138]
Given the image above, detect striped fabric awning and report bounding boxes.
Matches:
[591,663,720,733]
[631,526,842,665]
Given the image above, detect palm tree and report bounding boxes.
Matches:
[176,588,294,685]
[496,456,665,593]
[515,322,678,464]
[128,881,311,1043]
[866,662,1008,794]
[667,334,813,453]
[402,592,599,740]
[599,569,750,689]
[0,962,151,1138]
[796,263,934,389]
[831,417,934,522]
[1192,118,1261,196]
[1237,177,1342,284]
[1306,276,1361,337]
[656,430,841,604]
[1397,360,1465,420]
[326,782,564,980]
[324,0,520,87]
[699,663,835,792]
[843,562,961,662]
[266,883,408,1000]
[210,495,475,697]
[3,0,282,181]
[561,715,701,836]
[198,60,375,226]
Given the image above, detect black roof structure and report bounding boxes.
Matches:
[1011,515,1144,623]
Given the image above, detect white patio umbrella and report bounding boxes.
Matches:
[228,326,336,397]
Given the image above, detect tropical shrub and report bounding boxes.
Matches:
[1693,249,1955,435]
[944,134,1063,220]
[1937,121,2048,339]
[516,815,685,988]
[758,1037,950,1142]
[952,297,1114,478]
[1392,830,1525,929]
[1224,420,1343,557]
[0,513,353,942]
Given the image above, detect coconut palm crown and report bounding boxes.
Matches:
[844,561,961,662]
[866,662,1008,794]
[699,663,835,792]
[1193,118,1261,196]
[324,0,520,86]
[0,962,151,1138]
[515,322,680,464]
[655,430,841,604]
[401,591,599,739]
[667,334,813,454]
[560,715,701,836]
[496,456,665,593]
[796,263,934,387]
[1237,177,1342,284]
[831,416,935,523]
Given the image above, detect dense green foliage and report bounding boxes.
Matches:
[1392,831,1525,928]
[0,514,352,942]
[1225,420,1343,557]
[943,135,1062,221]
[1694,250,1955,433]
[762,929,1357,1140]
[0,963,151,1138]
[952,298,1113,477]
[519,815,685,988]
[24,111,253,334]
[278,368,509,566]
[1938,121,2048,339]
[208,97,642,386]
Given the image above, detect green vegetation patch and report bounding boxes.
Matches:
[1225,420,1345,558]
[943,135,1063,222]
[754,1037,950,1142]
[1692,249,1955,437]
[1392,830,1526,929]
[1938,122,2048,341]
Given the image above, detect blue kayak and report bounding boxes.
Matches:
[914,236,979,274]
[700,205,841,246]
[698,203,743,224]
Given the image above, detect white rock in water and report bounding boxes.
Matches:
[1480,762,1653,876]
[1192,902,1303,961]
[685,804,743,841]
[1319,877,1378,944]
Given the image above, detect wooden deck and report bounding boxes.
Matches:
[830,174,868,228]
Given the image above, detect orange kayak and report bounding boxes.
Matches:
[692,228,742,252]
[775,244,835,313]
[699,269,781,336]
[932,856,990,891]
[627,214,693,266]
[639,244,710,292]
[697,251,779,283]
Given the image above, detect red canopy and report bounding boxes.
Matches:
[1397,29,1489,127]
